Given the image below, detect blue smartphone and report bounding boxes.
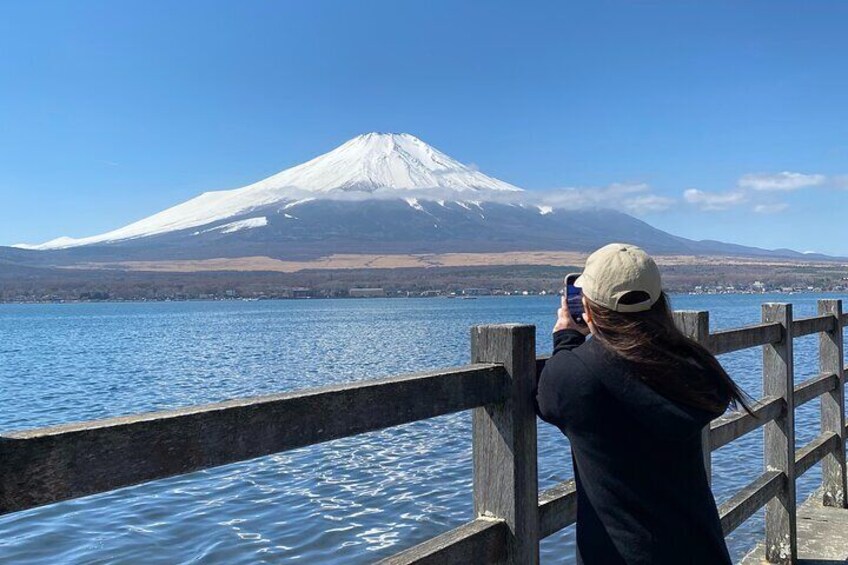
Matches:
[564,273,586,325]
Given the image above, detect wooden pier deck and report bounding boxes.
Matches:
[741,493,848,564]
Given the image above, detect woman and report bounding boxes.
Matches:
[535,243,749,565]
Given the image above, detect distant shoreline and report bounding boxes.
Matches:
[2,255,845,304]
[3,289,847,306]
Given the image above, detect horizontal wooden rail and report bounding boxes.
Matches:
[0,363,509,515]
[709,396,782,451]
[709,322,781,355]
[718,471,784,535]
[795,432,840,478]
[792,314,837,337]
[377,518,507,565]
[538,479,577,538]
[794,372,838,407]
[708,373,837,452]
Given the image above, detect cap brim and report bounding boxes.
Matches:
[573,275,584,288]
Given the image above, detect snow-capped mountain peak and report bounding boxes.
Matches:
[245,132,522,194]
[17,133,523,250]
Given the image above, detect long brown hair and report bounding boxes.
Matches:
[585,292,752,415]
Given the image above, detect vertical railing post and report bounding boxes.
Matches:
[763,303,797,564]
[673,310,712,484]
[471,324,539,565]
[819,299,846,508]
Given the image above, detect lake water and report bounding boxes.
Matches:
[1,294,846,564]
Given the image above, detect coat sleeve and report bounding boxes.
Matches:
[534,330,588,428]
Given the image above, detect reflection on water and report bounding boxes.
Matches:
[0,294,845,563]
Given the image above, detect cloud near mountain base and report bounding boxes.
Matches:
[273,182,676,216]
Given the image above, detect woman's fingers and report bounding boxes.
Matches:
[555,292,590,336]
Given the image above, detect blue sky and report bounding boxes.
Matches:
[1,1,847,254]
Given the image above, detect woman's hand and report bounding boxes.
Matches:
[553,296,590,335]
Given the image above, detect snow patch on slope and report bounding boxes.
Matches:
[405,197,424,211]
[282,198,315,210]
[455,200,485,218]
[193,216,268,236]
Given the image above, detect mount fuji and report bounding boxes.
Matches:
[8,133,820,265]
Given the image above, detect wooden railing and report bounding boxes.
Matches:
[678,300,847,565]
[1,300,846,564]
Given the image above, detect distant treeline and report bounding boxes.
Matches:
[1,261,846,302]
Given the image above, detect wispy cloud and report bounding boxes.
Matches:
[534,183,674,215]
[683,188,747,211]
[753,202,789,214]
[682,169,841,214]
[620,193,676,214]
[261,182,676,217]
[831,175,848,189]
[738,171,825,191]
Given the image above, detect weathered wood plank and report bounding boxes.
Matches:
[794,372,838,408]
[792,313,837,337]
[673,311,712,483]
[0,363,508,515]
[673,310,711,350]
[538,479,577,538]
[472,324,539,564]
[818,299,846,508]
[762,303,797,564]
[709,396,783,451]
[377,518,507,565]
[718,470,784,535]
[709,322,782,355]
[794,432,840,478]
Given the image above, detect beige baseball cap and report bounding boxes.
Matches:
[574,243,662,313]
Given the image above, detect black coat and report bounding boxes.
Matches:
[535,330,732,565]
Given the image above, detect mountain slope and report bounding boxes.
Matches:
[11,132,828,264]
[9,199,825,266]
[18,133,521,250]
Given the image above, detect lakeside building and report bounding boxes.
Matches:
[461,288,492,296]
[281,287,312,299]
[349,288,386,298]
